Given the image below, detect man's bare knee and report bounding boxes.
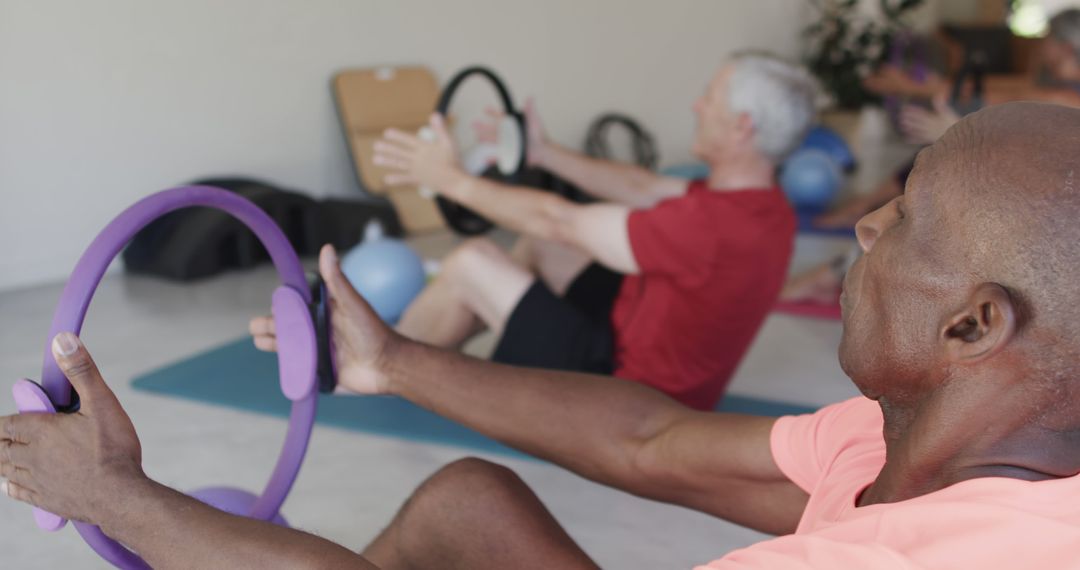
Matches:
[391,458,522,547]
[510,236,540,268]
[527,239,592,296]
[406,457,520,514]
[441,239,503,283]
[377,458,595,570]
[431,239,535,334]
[448,237,503,267]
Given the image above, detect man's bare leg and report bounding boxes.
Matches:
[397,238,534,348]
[511,236,593,296]
[780,244,859,303]
[363,458,598,570]
[779,261,843,304]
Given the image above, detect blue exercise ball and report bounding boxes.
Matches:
[780,149,843,211]
[800,126,856,173]
[340,223,427,325]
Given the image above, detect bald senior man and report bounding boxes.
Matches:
[4,102,1080,569]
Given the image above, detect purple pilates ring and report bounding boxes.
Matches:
[13,186,320,569]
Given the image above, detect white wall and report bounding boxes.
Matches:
[0,0,805,292]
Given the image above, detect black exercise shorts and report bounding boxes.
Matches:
[491,263,623,374]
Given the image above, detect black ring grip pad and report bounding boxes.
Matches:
[307,273,337,394]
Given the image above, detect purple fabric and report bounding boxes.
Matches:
[272,286,318,401]
[28,186,318,569]
[885,32,930,124]
[11,380,66,532]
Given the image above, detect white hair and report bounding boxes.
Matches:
[726,52,819,163]
[1049,8,1080,62]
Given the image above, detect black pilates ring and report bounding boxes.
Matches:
[584,113,659,171]
[434,66,527,236]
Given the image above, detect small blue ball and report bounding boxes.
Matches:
[800,125,856,173]
[340,238,426,325]
[780,149,843,211]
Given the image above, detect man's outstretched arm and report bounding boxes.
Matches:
[100,480,375,570]
[476,100,687,208]
[381,341,807,535]
[374,114,640,274]
[442,174,641,274]
[258,246,810,535]
[0,334,377,570]
[536,142,687,208]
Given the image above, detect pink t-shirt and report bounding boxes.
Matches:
[697,397,1080,569]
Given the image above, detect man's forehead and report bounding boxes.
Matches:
[914,112,1028,207]
[905,104,1080,260]
[711,65,734,89]
[903,145,958,221]
[905,148,935,199]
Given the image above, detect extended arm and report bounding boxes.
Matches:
[981,75,1080,106]
[102,480,376,570]
[864,66,1080,108]
[375,115,641,274]
[443,172,639,274]
[475,100,687,208]
[536,142,687,208]
[255,247,810,536]
[0,334,377,570]
[383,340,808,535]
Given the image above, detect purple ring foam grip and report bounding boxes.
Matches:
[20,186,320,569]
[272,286,318,401]
[12,379,68,532]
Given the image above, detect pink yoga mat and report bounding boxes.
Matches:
[773,298,842,321]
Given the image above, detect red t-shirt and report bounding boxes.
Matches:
[610,180,795,410]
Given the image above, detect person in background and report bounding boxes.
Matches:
[783,8,1080,305]
[364,52,817,410]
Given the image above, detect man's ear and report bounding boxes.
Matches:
[734,112,756,144]
[940,282,1017,362]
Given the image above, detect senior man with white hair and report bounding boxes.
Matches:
[355,52,817,410]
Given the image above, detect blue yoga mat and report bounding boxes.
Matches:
[132,339,817,460]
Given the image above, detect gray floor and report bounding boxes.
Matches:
[0,142,914,569]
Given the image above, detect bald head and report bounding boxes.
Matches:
[910,102,1080,418]
[840,102,1080,495]
[928,103,1080,326]
[842,102,1080,412]
[933,102,1080,208]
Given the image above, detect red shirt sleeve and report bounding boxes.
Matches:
[627,181,720,284]
[769,397,883,493]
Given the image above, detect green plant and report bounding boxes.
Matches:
[805,0,926,108]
